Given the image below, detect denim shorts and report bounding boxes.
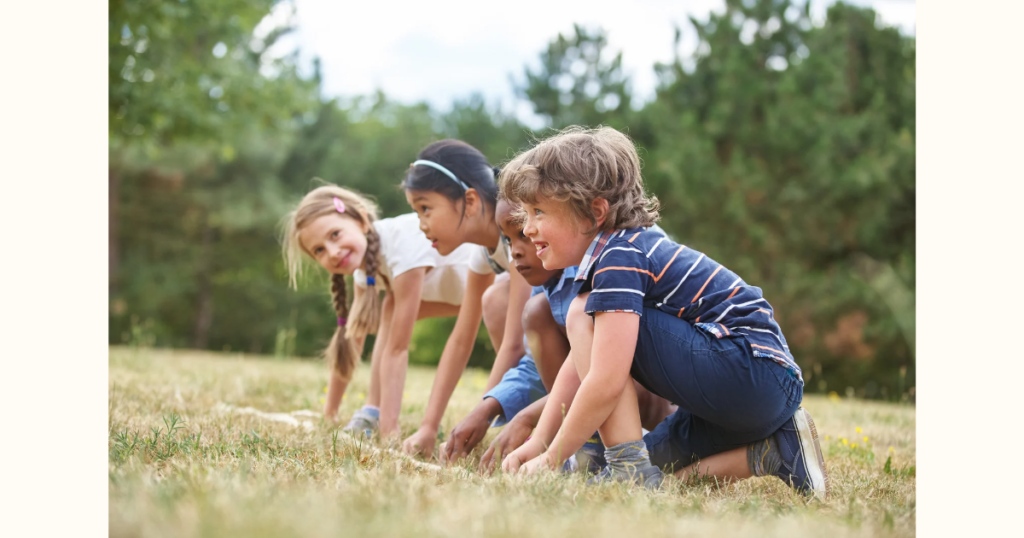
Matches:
[632,307,804,472]
[483,353,547,427]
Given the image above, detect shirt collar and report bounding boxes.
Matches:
[544,265,578,295]
[575,230,617,282]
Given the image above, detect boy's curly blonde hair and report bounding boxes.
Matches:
[499,126,659,233]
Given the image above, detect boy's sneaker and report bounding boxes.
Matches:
[585,461,663,490]
[341,409,379,440]
[575,436,608,474]
[749,407,829,500]
[584,439,663,490]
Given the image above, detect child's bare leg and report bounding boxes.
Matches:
[522,292,570,391]
[635,381,676,432]
[673,447,752,482]
[565,294,661,487]
[482,272,510,351]
[565,294,643,447]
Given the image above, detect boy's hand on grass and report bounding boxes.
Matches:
[402,426,437,459]
[501,438,545,474]
[481,414,533,473]
[518,451,557,476]
[444,398,503,465]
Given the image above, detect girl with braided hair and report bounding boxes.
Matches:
[282,183,477,443]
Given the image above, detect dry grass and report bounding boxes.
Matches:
[109,346,916,538]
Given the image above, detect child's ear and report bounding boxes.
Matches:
[463,188,482,216]
[591,198,610,229]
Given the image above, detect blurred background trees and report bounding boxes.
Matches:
[109,0,915,400]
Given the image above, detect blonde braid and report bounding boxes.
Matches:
[326,273,358,381]
[348,225,382,340]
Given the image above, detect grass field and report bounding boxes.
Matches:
[109,346,916,538]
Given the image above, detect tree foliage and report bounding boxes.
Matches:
[110,0,915,399]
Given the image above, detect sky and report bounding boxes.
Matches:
[262,0,915,126]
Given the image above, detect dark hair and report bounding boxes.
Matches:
[403,140,500,221]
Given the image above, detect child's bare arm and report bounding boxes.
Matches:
[544,312,639,466]
[480,394,547,472]
[376,268,426,436]
[404,270,494,456]
[323,285,368,420]
[502,357,581,472]
[323,372,348,422]
[485,266,532,391]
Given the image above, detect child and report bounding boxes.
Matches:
[400,140,537,458]
[281,184,478,446]
[439,198,555,463]
[499,127,828,500]
[444,199,677,471]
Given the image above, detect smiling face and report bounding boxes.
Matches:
[521,196,598,271]
[496,199,560,287]
[405,189,466,256]
[297,213,369,276]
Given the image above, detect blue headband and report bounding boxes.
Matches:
[411,160,470,191]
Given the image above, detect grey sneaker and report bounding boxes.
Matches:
[585,461,663,490]
[341,409,379,440]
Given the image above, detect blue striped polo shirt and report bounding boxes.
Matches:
[575,227,803,382]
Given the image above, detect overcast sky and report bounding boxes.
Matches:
[264,0,915,126]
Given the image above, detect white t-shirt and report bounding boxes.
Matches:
[354,213,475,306]
[468,240,511,275]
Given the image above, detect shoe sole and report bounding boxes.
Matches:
[792,407,829,501]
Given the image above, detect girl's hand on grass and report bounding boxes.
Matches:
[481,414,533,473]
[518,451,556,476]
[501,438,545,474]
[402,426,437,459]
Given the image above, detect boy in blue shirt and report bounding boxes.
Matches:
[499,127,828,500]
[443,199,674,470]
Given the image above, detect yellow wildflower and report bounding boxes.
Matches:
[863,436,869,443]
[841,438,848,445]
[323,386,328,394]
[358,392,366,400]
[851,443,858,448]
[828,391,840,402]
[889,446,895,453]
[825,435,831,441]
[319,397,325,404]
[855,426,863,434]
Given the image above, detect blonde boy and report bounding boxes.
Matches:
[498,127,827,498]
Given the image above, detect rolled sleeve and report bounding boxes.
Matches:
[482,355,547,427]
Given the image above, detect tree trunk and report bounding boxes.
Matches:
[192,221,216,349]
[109,168,119,297]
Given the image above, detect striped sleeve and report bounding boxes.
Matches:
[584,244,650,316]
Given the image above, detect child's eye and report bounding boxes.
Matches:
[420,205,429,213]
[501,235,511,245]
[533,208,543,216]
[314,247,324,255]
[331,230,340,238]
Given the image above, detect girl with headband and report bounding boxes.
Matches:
[281,183,478,443]
[400,140,538,458]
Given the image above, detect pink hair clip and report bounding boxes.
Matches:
[333,197,346,213]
